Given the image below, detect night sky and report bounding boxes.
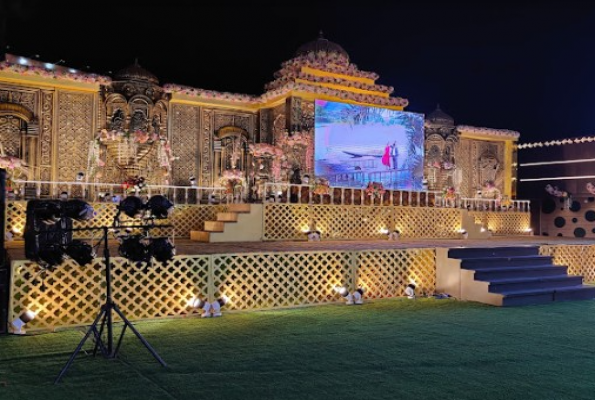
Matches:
[2,0,595,143]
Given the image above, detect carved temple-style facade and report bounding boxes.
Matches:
[0,34,519,198]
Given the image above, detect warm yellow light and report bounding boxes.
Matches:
[12,225,23,235]
[301,226,310,233]
[187,296,198,308]
[480,227,486,232]
[379,228,389,234]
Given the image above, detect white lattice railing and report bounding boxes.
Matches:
[11,179,228,205]
[263,182,530,212]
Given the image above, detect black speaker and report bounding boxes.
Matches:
[24,200,73,263]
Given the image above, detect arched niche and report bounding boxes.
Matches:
[214,126,250,181]
[0,102,37,179]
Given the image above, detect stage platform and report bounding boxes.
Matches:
[6,235,595,259]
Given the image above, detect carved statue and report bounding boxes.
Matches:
[130,110,147,132]
[151,114,161,136]
[111,109,125,131]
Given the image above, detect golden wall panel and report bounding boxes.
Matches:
[39,90,53,183]
[56,91,94,183]
[469,211,530,235]
[170,103,200,186]
[201,108,213,186]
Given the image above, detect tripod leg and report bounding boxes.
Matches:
[92,308,109,357]
[113,324,128,357]
[54,308,107,384]
[112,304,167,367]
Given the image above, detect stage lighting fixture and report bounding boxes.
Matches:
[118,196,145,218]
[189,176,196,187]
[146,195,174,219]
[59,191,68,201]
[62,199,94,221]
[352,288,365,305]
[151,238,175,264]
[118,235,151,263]
[11,310,36,335]
[32,201,62,225]
[405,283,416,299]
[334,286,353,305]
[76,172,85,182]
[191,298,212,318]
[210,296,229,317]
[38,245,65,267]
[64,240,95,266]
[208,193,216,204]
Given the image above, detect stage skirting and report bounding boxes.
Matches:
[5,201,531,241]
[8,244,594,332]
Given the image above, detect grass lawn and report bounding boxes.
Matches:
[1,298,595,400]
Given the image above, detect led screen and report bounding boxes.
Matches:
[314,100,425,190]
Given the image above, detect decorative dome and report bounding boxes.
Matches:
[114,59,159,85]
[295,31,350,61]
[427,104,454,126]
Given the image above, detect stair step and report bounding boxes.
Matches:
[553,285,595,302]
[228,203,251,213]
[217,212,239,222]
[449,246,539,259]
[461,255,553,269]
[499,285,595,306]
[190,231,210,242]
[204,221,227,232]
[488,275,584,293]
[474,265,568,280]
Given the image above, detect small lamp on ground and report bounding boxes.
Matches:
[189,176,196,187]
[76,172,85,182]
[405,283,416,299]
[11,310,36,335]
[190,298,212,318]
[334,286,354,305]
[210,296,229,317]
[352,287,365,305]
[387,230,400,241]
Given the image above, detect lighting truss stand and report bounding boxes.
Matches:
[54,225,168,384]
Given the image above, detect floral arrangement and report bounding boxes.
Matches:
[428,160,455,170]
[98,129,159,144]
[249,143,284,158]
[165,81,408,108]
[265,71,394,94]
[0,61,111,85]
[312,178,330,196]
[365,182,386,198]
[443,186,456,200]
[163,84,260,104]
[545,184,569,198]
[219,170,245,194]
[122,176,146,193]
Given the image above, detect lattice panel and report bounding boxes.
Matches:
[6,202,228,240]
[264,204,463,241]
[263,204,310,240]
[56,91,94,182]
[6,201,26,238]
[9,255,210,331]
[540,245,595,281]
[470,211,530,235]
[358,249,436,298]
[171,204,228,237]
[394,207,461,238]
[212,251,353,310]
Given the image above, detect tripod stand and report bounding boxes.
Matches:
[54,225,168,384]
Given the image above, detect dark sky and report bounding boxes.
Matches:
[2,0,595,143]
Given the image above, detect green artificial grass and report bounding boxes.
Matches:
[2,298,595,400]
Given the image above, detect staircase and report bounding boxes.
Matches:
[436,246,595,306]
[191,204,263,243]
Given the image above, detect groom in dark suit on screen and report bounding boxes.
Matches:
[390,142,398,170]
